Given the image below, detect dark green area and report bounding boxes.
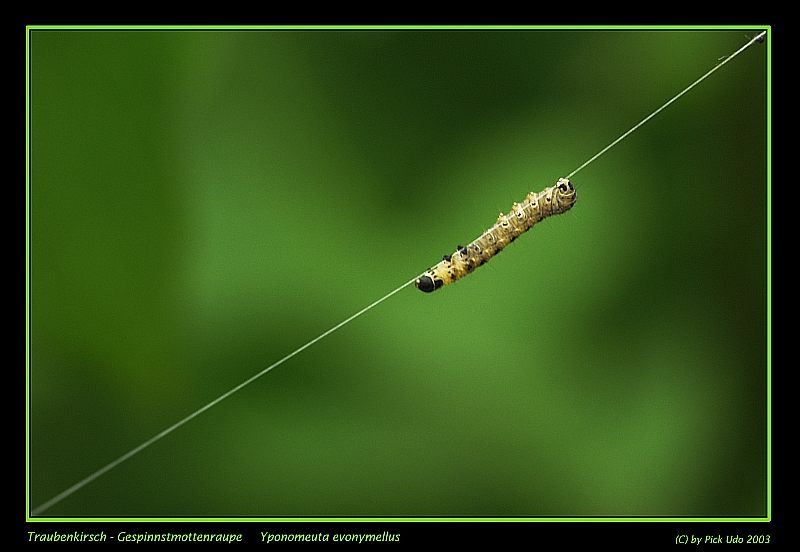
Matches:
[30,30,767,516]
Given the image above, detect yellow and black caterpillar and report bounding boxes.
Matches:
[415,177,577,293]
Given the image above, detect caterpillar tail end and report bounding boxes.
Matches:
[415,275,443,293]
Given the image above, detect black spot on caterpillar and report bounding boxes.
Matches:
[415,177,577,293]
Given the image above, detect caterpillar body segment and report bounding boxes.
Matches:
[415,178,577,293]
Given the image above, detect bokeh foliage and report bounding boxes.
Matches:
[30,29,767,516]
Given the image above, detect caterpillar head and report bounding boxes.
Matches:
[415,274,443,293]
[553,177,577,212]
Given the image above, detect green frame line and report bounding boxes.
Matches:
[25,23,32,522]
[765,30,772,523]
[25,24,771,524]
[29,517,774,523]
[27,25,767,30]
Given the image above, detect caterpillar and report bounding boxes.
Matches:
[415,177,577,293]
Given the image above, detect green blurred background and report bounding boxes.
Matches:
[29,29,767,517]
